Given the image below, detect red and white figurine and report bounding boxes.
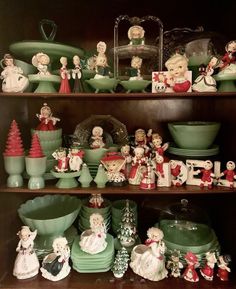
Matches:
[200,251,217,281]
[217,254,231,281]
[182,251,199,282]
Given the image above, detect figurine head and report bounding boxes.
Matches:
[218,254,231,265]
[165,53,188,78]
[89,213,104,229]
[155,154,164,164]
[55,147,67,159]
[205,251,217,263]
[171,250,181,262]
[134,147,145,158]
[32,52,50,67]
[204,160,213,170]
[101,153,125,173]
[17,226,32,241]
[208,56,220,69]
[131,56,142,69]
[92,126,103,137]
[40,103,52,118]
[152,134,162,147]
[226,161,235,170]
[97,41,107,54]
[184,251,198,264]
[225,40,236,53]
[73,55,80,66]
[170,160,178,169]
[147,227,164,242]
[128,25,145,40]
[52,237,68,254]
[60,56,68,66]
[95,54,108,67]
[121,144,130,155]
[3,53,14,66]
[135,128,146,142]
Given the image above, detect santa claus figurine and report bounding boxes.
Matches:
[182,252,199,282]
[68,146,84,172]
[52,147,69,172]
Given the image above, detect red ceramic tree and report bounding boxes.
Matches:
[28,134,44,158]
[4,120,24,156]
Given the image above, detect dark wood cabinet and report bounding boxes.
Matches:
[0,1,236,288]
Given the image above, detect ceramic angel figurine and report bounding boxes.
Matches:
[88,193,104,208]
[219,40,236,74]
[151,133,169,158]
[90,126,105,149]
[196,160,215,189]
[134,128,152,155]
[128,147,148,185]
[101,152,126,186]
[129,56,143,80]
[200,251,217,281]
[94,53,110,79]
[32,52,51,75]
[130,227,168,281]
[36,103,60,131]
[182,251,199,282]
[165,53,191,92]
[79,213,107,254]
[13,226,40,279]
[1,53,29,93]
[52,147,69,172]
[68,145,84,171]
[218,161,236,188]
[166,250,183,277]
[97,41,107,55]
[120,144,132,178]
[41,237,71,281]
[192,56,219,92]
[72,55,84,92]
[217,254,231,281]
[128,25,145,45]
[59,56,71,93]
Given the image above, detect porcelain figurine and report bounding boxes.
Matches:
[97,41,107,55]
[217,254,231,281]
[130,227,168,281]
[13,226,40,279]
[192,56,219,92]
[101,152,126,186]
[196,160,215,189]
[151,133,169,158]
[94,53,111,79]
[88,193,104,208]
[1,53,29,92]
[166,250,183,277]
[128,147,148,185]
[32,52,51,75]
[200,251,217,281]
[134,128,152,155]
[218,161,236,188]
[120,144,132,178]
[52,147,69,172]
[182,251,199,282]
[68,145,84,171]
[169,160,188,186]
[59,56,71,93]
[41,237,71,281]
[152,72,167,93]
[36,103,60,131]
[165,53,191,92]
[219,40,236,73]
[72,55,84,92]
[140,163,156,190]
[79,213,107,254]
[152,154,171,187]
[128,25,145,45]
[90,126,105,149]
[129,56,143,80]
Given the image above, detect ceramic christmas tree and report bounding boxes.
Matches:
[112,247,130,278]
[94,164,108,188]
[25,133,47,189]
[116,200,138,250]
[3,120,25,187]
[78,163,93,187]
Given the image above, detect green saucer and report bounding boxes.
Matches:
[167,143,219,157]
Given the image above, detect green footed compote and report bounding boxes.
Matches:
[51,170,81,188]
[4,155,25,187]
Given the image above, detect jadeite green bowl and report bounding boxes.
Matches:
[83,147,108,164]
[31,128,62,141]
[18,195,81,236]
[120,80,151,92]
[168,121,221,149]
[86,78,118,92]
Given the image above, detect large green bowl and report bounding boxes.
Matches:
[168,121,221,149]
[18,195,81,237]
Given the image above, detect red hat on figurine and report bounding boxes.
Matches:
[184,252,198,263]
[101,152,125,162]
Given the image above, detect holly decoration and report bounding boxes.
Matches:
[4,120,24,156]
[117,200,137,247]
[28,134,44,158]
[112,247,130,278]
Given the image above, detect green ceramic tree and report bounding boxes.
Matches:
[78,163,93,187]
[94,164,108,188]
[112,247,129,278]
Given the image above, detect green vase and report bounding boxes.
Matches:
[3,155,25,187]
[25,156,47,189]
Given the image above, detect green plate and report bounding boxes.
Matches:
[167,143,219,157]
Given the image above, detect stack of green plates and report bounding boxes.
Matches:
[78,198,111,232]
[71,234,115,273]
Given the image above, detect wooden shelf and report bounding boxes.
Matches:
[1,184,235,195]
[1,268,235,289]
[0,91,235,100]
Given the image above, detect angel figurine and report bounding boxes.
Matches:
[79,213,107,254]
[196,160,215,189]
[59,56,71,93]
[41,237,71,281]
[151,133,169,158]
[219,40,236,73]
[36,103,60,131]
[200,251,217,281]
[166,250,183,277]
[128,147,148,185]
[218,161,236,188]
[129,56,143,80]
[128,25,145,45]
[32,52,51,75]
[90,126,105,149]
[182,251,199,282]
[1,53,29,92]
[13,226,40,279]
[72,55,84,92]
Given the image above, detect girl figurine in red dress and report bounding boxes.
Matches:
[59,56,71,93]
[217,254,231,281]
[219,161,236,188]
[197,160,215,189]
[183,251,199,282]
[200,251,217,281]
[36,103,60,131]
